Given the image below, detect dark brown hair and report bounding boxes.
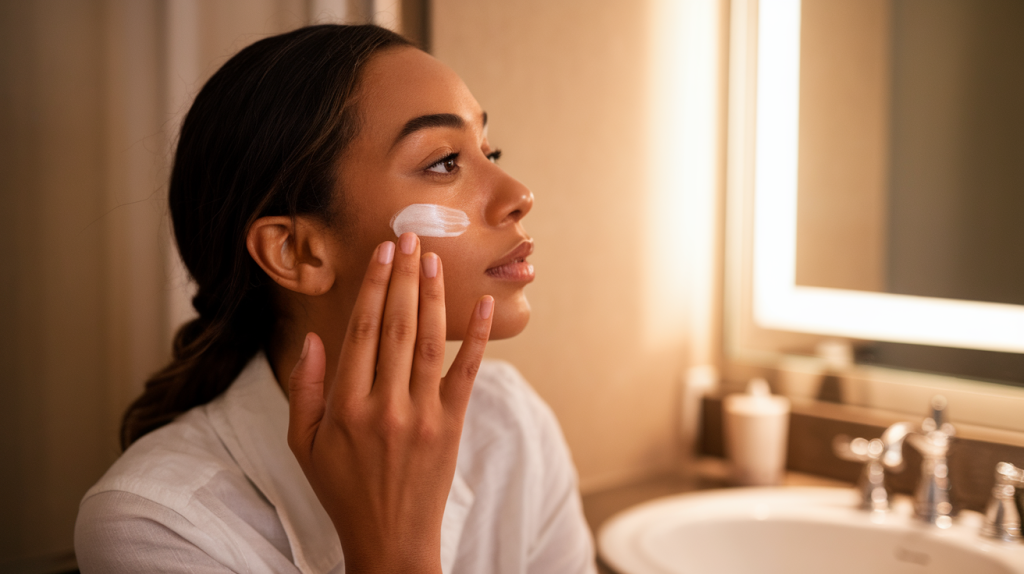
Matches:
[121,24,411,449]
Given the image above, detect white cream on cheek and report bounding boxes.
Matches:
[390,203,470,237]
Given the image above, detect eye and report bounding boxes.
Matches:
[486,149,502,163]
[426,153,459,174]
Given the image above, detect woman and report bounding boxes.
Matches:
[74,24,595,573]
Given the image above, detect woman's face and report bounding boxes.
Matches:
[331,46,534,340]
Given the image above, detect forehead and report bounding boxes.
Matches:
[355,47,483,138]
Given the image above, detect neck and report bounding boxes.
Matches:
[266,290,354,397]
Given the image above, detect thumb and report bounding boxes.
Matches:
[287,332,327,459]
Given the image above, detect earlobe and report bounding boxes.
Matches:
[246,216,335,296]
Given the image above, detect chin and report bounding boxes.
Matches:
[489,296,531,340]
[446,293,530,341]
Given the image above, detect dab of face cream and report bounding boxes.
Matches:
[390,204,470,238]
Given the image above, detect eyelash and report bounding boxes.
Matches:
[425,149,503,175]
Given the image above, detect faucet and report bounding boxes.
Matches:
[906,396,957,526]
[833,422,912,512]
[981,462,1024,542]
[833,396,956,525]
[835,397,1024,541]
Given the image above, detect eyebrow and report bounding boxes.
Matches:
[391,112,489,149]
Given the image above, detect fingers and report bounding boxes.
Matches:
[441,296,494,413]
[336,240,396,398]
[287,332,327,459]
[374,232,422,397]
[410,252,446,401]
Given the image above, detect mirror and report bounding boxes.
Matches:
[745,0,1024,387]
[795,0,1024,304]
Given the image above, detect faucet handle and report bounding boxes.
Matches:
[833,426,910,512]
[909,396,956,460]
[982,462,1024,542]
[834,422,911,469]
[998,462,1024,484]
[834,436,889,511]
[921,395,956,436]
[833,435,884,463]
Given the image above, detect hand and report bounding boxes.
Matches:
[286,233,494,574]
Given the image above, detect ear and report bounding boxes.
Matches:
[247,216,336,296]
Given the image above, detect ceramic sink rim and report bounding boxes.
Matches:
[597,486,1024,574]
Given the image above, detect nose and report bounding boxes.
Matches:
[485,171,534,227]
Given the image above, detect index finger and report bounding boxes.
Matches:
[333,240,396,399]
[441,296,494,414]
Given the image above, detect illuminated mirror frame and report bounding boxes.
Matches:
[752,0,1024,354]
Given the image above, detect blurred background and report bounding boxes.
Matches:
[3,0,1023,572]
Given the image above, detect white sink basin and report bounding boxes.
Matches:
[598,487,1024,574]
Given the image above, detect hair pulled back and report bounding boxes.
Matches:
[121,24,411,449]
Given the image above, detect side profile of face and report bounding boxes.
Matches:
[328,46,535,340]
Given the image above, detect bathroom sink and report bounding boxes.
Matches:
[598,487,1024,574]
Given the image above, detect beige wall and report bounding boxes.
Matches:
[0,0,308,567]
[0,1,161,565]
[433,0,726,492]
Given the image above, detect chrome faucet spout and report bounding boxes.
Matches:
[879,422,912,471]
[906,396,956,526]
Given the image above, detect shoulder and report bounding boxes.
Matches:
[82,406,242,512]
[75,490,235,573]
[76,406,295,572]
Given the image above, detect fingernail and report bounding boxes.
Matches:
[399,232,417,255]
[478,296,494,319]
[378,241,395,264]
[300,333,311,360]
[421,253,438,278]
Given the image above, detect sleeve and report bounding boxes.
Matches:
[75,491,237,574]
[524,391,598,574]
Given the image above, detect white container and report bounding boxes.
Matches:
[723,378,790,486]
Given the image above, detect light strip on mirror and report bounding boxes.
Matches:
[751,0,1024,354]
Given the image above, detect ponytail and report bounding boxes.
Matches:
[119,290,270,449]
[121,24,411,449]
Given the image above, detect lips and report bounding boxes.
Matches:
[486,240,535,282]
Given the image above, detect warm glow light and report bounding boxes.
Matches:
[752,0,1024,353]
[643,0,722,356]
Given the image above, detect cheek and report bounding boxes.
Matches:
[428,238,479,296]
[422,237,483,333]
[385,204,532,340]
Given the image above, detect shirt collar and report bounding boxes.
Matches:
[205,352,475,574]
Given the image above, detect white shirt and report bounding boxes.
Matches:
[75,354,596,574]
